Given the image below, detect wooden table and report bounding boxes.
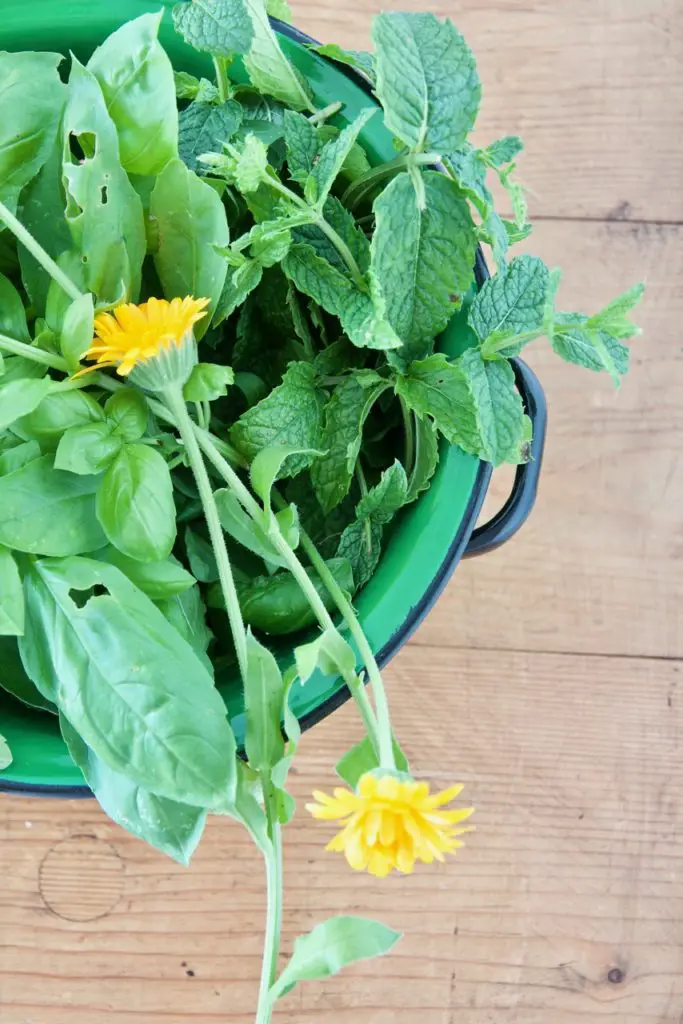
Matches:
[2,1,682,1021]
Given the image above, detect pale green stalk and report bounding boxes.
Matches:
[256,779,283,1024]
[213,56,231,104]
[0,200,82,303]
[308,101,343,126]
[0,333,68,370]
[342,152,440,211]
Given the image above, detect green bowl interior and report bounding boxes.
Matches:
[0,0,481,788]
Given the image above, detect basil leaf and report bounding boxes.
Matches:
[60,715,206,865]
[150,158,230,336]
[372,171,477,364]
[62,60,146,305]
[104,389,149,442]
[60,293,95,370]
[0,636,55,712]
[457,348,526,465]
[19,389,105,450]
[230,362,325,474]
[0,272,30,342]
[215,487,299,566]
[54,421,122,476]
[0,440,42,478]
[157,584,214,675]
[17,143,72,316]
[179,100,243,174]
[395,353,481,454]
[271,917,401,1000]
[372,12,480,154]
[88,11,178,176]
[244,629,286,772]
[242,0,314,112]
[0,51,65,204]
[0,378,51,432]
[356,460,408,525]
[183,363,235,403]
[95,547,195,601]
[21,556,234,807]
[96,443,176,563]
[172,0,254,57]
[0,454,105,556]
[0,545,24,636]
[250,443,322,510]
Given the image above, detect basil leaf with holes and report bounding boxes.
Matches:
[0,51,65,204]
[150,158,229,335]
[104,389,149,442]
[395,353,481,454]
[184,363,235,402]
[457,347,527,465]
[54,421,123,476]
[21,556,234,807]
[244,629,286,772]
[0,378,51,432]
[372,171,477,363]
[0,455,105,556]
[60,293,95,370]
[96,444,176,562]
[88,11,178,176]
[95,547,195,601]
[373,12,480,154]
[62,60,146,305]
[60,714,206,865]
[242,0,314,112]
[0,546,24,636]
[17,143,72,316]
[179,100,243,173]
[271,917,401,1001]
[172,0,254,57]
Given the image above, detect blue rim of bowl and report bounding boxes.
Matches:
[0,19,491,799]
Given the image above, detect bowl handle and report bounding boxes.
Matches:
[464,358,547,558]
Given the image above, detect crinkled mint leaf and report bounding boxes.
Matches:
[316,124,371,184]
[373,12,480,154]
[243,0,314,112]
[310,44,376,85]
[312,377,390,514]
[395,352,481,454]
[336,518,383,589]
[469,255,549,344]
[234,133,269,192]
[284,110,321,184]
[551,313,630,377]
[230,361,325,474]
[458,348,526,465]
[172,0,254,57]
[293,196,370,277]
[237,94,288,147]
[356,460,408,524]
[484,136,523,167]
[587,282,644,340]
[179,100,243,173]
[305,109,376,207]
[214,260,263,324]
[406,415,439,503]
[372,170,477,364]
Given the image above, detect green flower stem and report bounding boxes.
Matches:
[162,386,249,682]
[256,775,283,1024]
[194,428,381,746]
[308,101,342,126]
[0,333,69,370]
[0,200,82,303]
[213,56,231,104]
[342,152,441,211]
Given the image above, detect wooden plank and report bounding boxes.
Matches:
[1,646,681,1022]
[292,0,683,223]
[413,216,683,659]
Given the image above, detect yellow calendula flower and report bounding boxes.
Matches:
[307,772,474,878]
[77,296,209,385]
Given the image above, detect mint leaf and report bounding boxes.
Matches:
[267,0,293,22]
[312,377,390,514]
[293,196,370,277]
[237,94,288,146]
[250,224,292,267]
[551,313,630,377]
[484,136,523,167]
[356,460,408,524]
[336,518,383,590]
[243,0,314,112]
[373,12,480,154]
[310,44,376,85]
[305,109,376,207]
[470,255,549,346]
[282,244,401,350]
[372,170,477,364]
[171,0,253,57]
[230,362,325,473]
[316,124,371,184]
[458,348,526,465]
[395,353,481,454]
[214,260,263,325]
[445,144,491,217]
[233,133,269,192]
[586,282,644,340]
[406,415,439,503]
[179,100,243,173]
[284,110,321,184]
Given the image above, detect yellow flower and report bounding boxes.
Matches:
[307,772,474,878]
[78,296,209,377]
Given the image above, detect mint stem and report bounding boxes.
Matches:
[213,56,231,104]
[313,215,366,291]
[0,200,82,303]
[342,152,440,211]
[308,101,342,126]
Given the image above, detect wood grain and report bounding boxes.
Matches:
[2,647,682,1023]
[2,1,682,1022]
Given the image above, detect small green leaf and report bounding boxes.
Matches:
[406,415,439,503]
[172,0,254,57]
[244,628,286,772]
[310,44,376,84]
[55,421,123,476]
[214,487,299,566]
[395,353,481,454]
[251,444,323,510]
[0,440,42,478]
[470,255,549,346]
[184,363,235,402]
[60,293,95,370]
[586,282,645,340]
[96,547,195,601]
[243,0,314,112]
[373,12,480,154]
[336,734,409,788]
[157,584,214,675]
[484,135,524,167]
[234,133,269,193]
[179,100,243,173]
[335,519,382,590]
[0,272,31,342]
[305,109,375,207]
[214,260,264,324]
[0,734,12,771]
[104,389,149,441]
[87,11,178,176]
[356,460,408,524]
[267,0,293,22]
[292,196,370,278]
[271,916,401,1001]
[457,348,526,465]
[284,110,321,184]
[294,627,356,685]
[0,545,24,636]
[185,526,219,583]
[17,143,72,317]
[551,313,630,378]
[96,444,176,563]
[19,389,105,450]
[0,378,51,432]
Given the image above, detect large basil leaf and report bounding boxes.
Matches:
[20,557,235,807]
[17,142,72,316]
[18,389,105,450]
[61,715,206,865]
[87,12,178,176]
[156,585,214,676]
[62,59,146,304]
[0,378,52,433]
[0,546,24,636]
[96,444,176,563]
[150,158,229,336]
[0,272,30,342]
[0,454,105,556]
[0,51,65,205]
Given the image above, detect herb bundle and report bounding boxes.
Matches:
[0,1,642,1018]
